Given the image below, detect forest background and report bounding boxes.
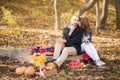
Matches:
[0,0,120,80]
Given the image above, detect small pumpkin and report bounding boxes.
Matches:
[25,66,35,76]
[15,66,27,75]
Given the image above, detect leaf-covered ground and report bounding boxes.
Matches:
[0,28,120,80]
[0,53,120,80]
[0,0,119,79]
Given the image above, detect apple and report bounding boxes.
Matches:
[73,59,80,63]
[41,66,48,71]
[41,67,47,71]
[74,62,79,66]
[40,65,55,72]
[36,53,40,56]
[42,68,47,71]
[66,59,86,68]
[69,62,74,66]
[66,63,69,67]
[46,67,50,71]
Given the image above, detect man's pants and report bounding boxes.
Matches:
[53,42,77,67]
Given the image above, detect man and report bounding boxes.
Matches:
[51,15,84,68]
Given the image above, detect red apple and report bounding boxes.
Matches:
[66,63,69,67]
[41,67,48,71]
[75,59,80,63]
[41,67,45,71]
[69,62,74,66]
[72,59,80,63]
[67,59,83,68]
[75,62,80,66]
[42,69,47,72]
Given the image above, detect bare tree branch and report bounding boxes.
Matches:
[76,0,97,16]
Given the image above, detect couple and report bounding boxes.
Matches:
[52,15,105,68]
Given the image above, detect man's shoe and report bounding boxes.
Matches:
[52,59,57,62]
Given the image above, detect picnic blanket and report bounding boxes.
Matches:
[31,46,90,60]
[31,46,54,55]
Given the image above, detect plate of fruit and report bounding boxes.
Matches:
[66,59,86,69]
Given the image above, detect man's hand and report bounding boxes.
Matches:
[56,38,66,43]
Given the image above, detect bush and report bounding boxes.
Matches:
[2,6,18,27]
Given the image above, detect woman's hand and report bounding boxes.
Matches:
[56,38,66,43]
[69,25,76,35]
[85,40,89,44]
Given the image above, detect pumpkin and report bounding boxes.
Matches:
[15,66,27,75]
[25,66,35,76]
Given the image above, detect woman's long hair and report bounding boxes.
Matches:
[80,16,90,36]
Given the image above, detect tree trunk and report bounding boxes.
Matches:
[100,0,109,29]
[76,0,97,16]
[115,0,120,29]
[54,0,59,32]
[95,0,100,34]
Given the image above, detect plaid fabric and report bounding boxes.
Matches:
[82,52,90,61]
[32,47,54,54]
[28,46,90,61]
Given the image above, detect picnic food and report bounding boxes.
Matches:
[41,66,52,71]
[40,62,56,71]
[67,59,80,66]
[66,59,85,68]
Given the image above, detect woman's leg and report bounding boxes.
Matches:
[89,43,105,65]
[89,43,100,60]
[81,43,99,61]
[81,42,105,66]
[54,47,77,68]
[52,42,63,60]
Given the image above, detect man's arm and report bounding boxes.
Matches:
[65,27,84,44]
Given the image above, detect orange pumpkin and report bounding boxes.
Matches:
[25,66,35,76]
[15,66,27,75]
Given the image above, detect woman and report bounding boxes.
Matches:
[80,16,105,66]
[51,15,84,68]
